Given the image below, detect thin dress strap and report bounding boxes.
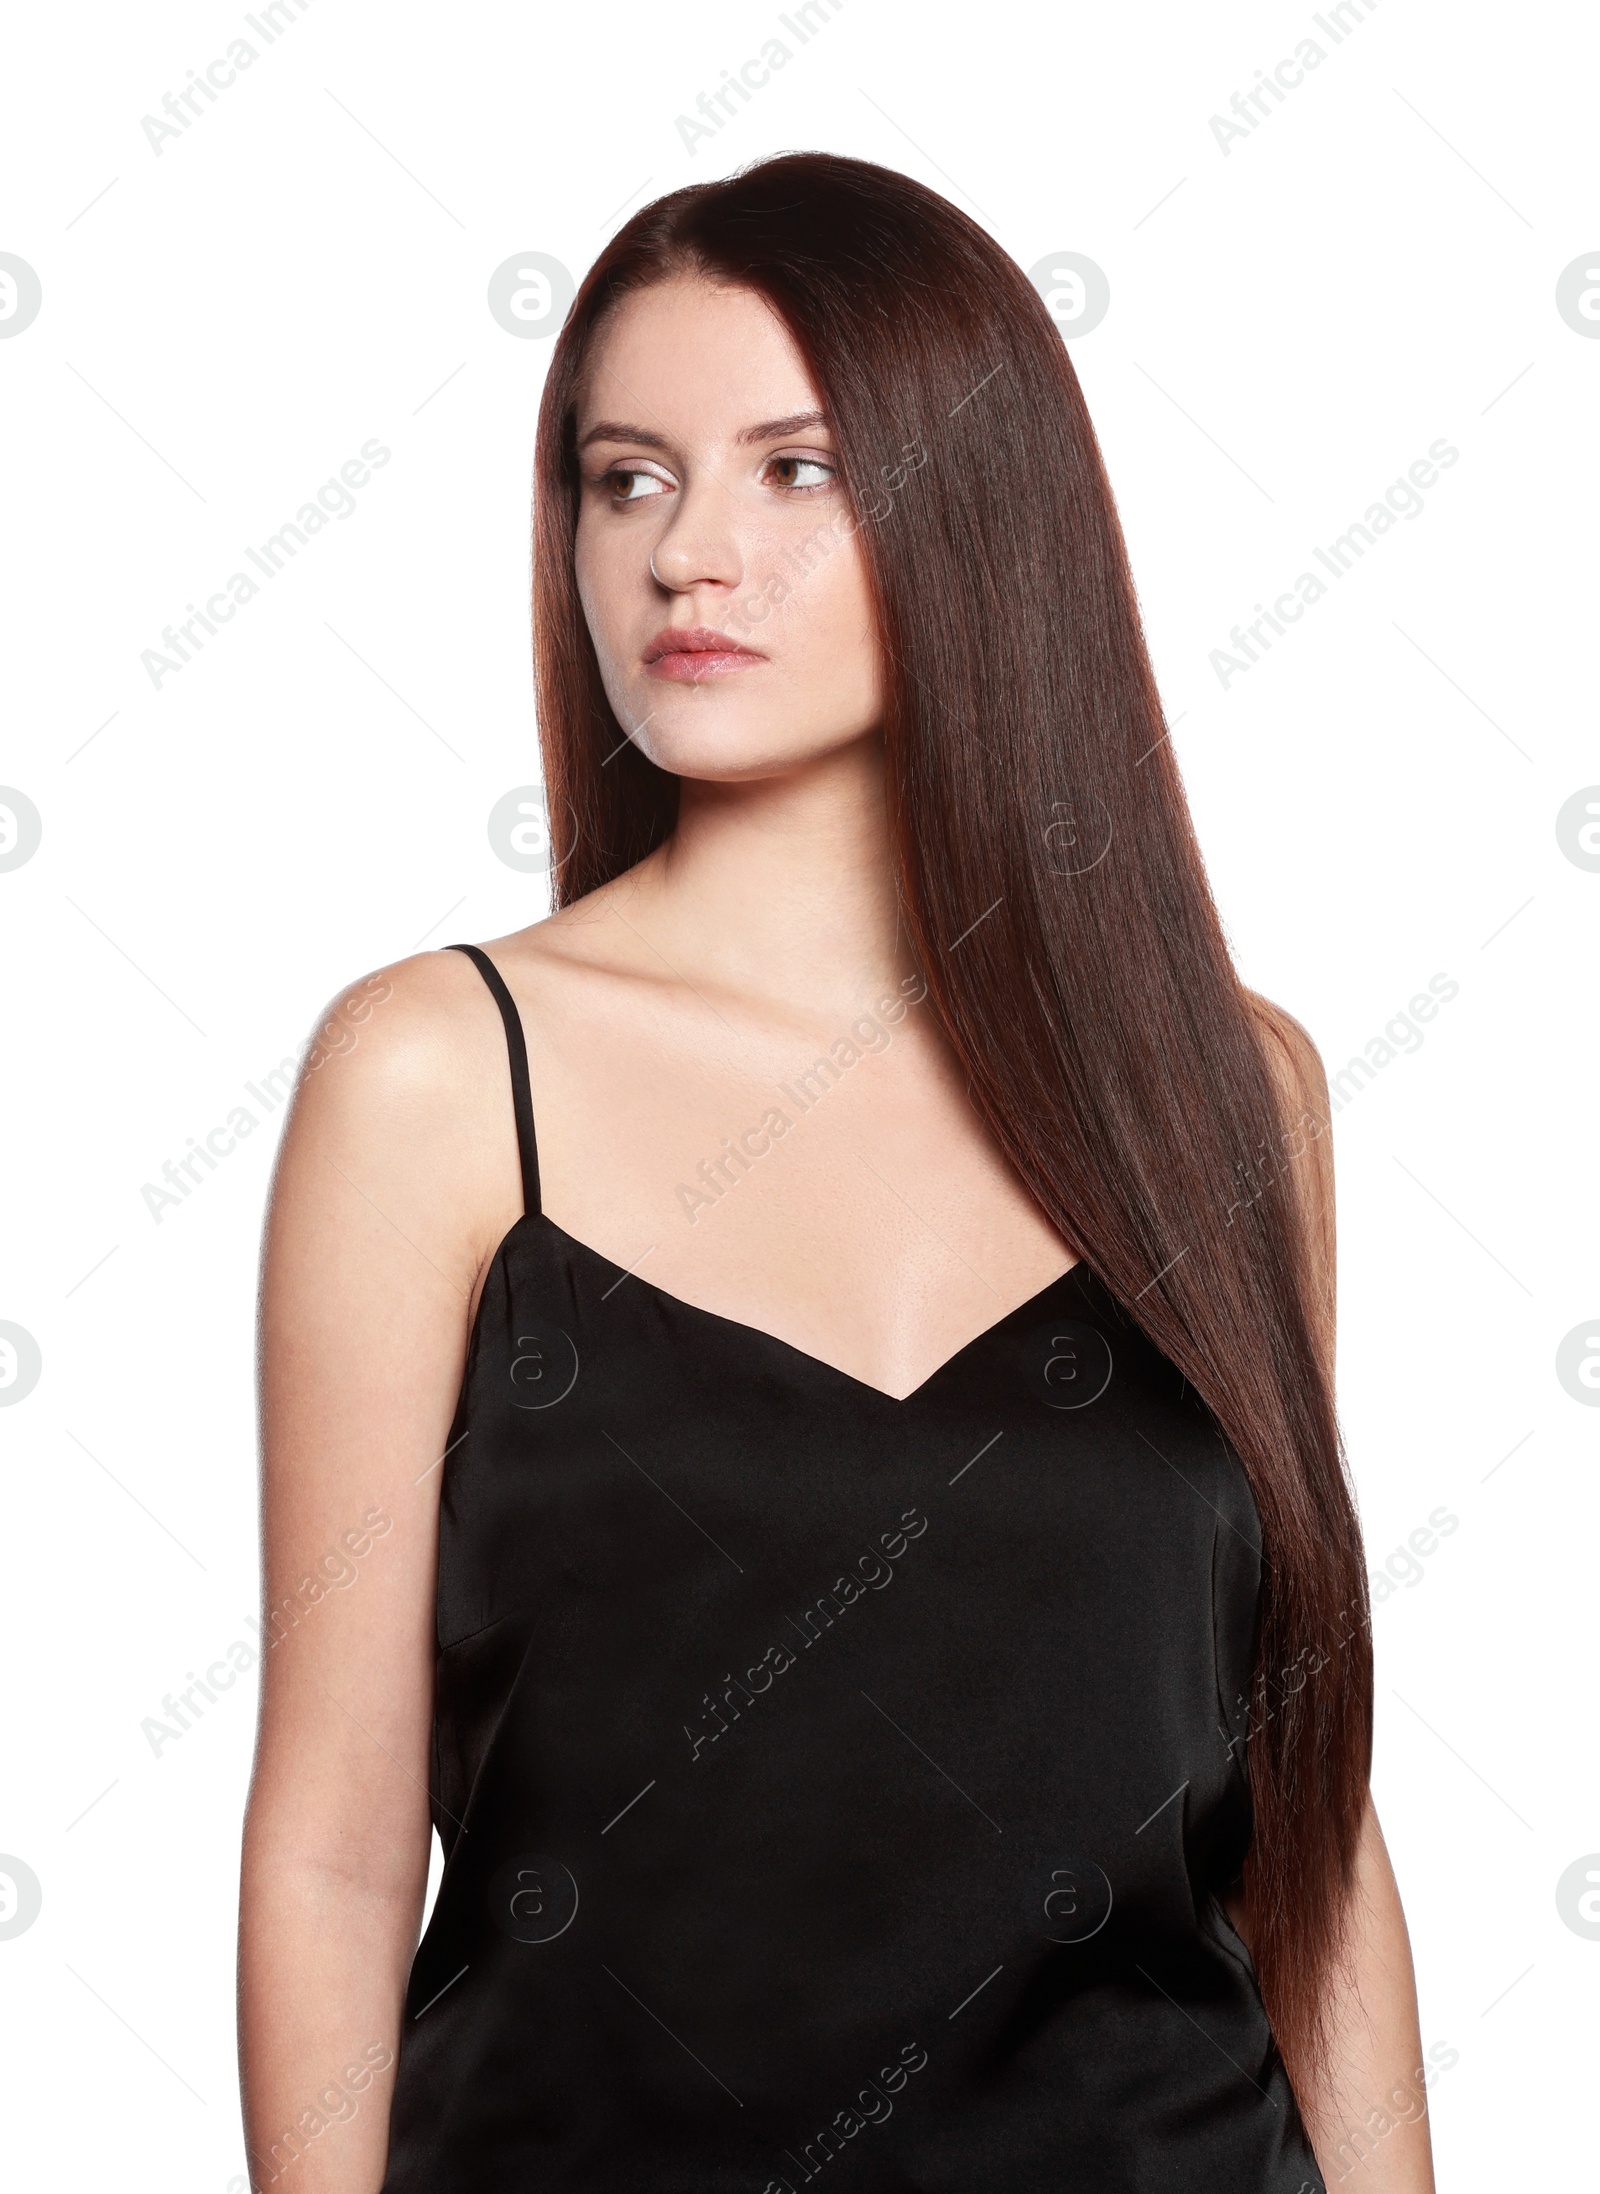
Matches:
[447,943,542,1218]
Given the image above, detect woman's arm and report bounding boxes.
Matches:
[1246,995,1437,2192]
[1300,1799,1438,2188]
[238,953,514,2192]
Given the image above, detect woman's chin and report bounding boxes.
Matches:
[631,718,874,784]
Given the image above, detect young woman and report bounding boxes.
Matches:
[240,154,1435,2191]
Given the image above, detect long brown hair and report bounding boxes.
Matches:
[531,151,1371,2094]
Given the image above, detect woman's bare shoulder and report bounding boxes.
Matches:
[292,875,653,1134]
[1241,988,1330,1112]
[475,858,700,1017]
[269,944,540,1277]
[1241,987,1337,1369]
[294,944,510,1114]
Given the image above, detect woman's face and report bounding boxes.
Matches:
[572,276,883,782]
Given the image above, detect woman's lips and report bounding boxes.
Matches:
[642,624,766,682]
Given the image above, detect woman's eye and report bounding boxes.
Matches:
[603,467,669,502]
[765,454,834,491]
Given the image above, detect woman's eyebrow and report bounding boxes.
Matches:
[735,409,830,444]
[576,409,832,453]
[576,420,671,452]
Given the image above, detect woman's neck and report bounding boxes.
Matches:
[615,735,916,1022]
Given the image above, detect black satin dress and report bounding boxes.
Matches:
[379,942,1325,2192]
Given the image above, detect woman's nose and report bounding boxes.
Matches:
[646,475,744,592]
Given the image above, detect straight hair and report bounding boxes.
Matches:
[530,151,1371,2095]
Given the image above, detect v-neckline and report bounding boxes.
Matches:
[523,1210,1093,1408]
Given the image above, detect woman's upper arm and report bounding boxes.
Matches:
[1243,1001,1435,2182]
[1246,989,1338,1387]
[1222,990,1342,1949]
[250,948,514,1891]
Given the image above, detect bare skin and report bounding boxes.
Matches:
[1251,1012,1438,2189]
[238,277,1435,2190]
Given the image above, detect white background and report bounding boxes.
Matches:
[1,0,1595,2185]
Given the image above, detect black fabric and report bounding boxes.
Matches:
[448,941,541,1216]
[382,948,1324,2191]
